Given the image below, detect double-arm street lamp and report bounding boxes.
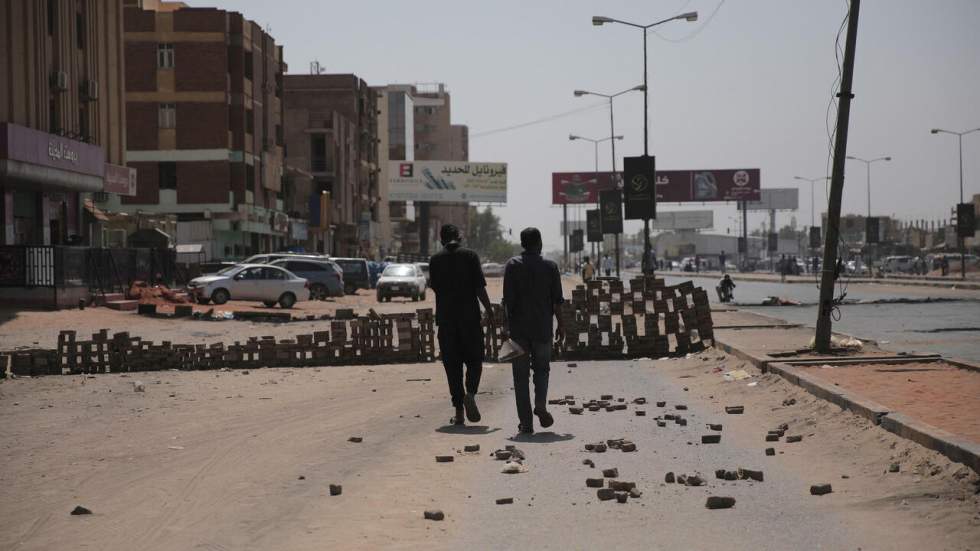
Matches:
[793,175,831,228]
[932,127,980,280]
[592,11,698,271]
[573,85,645,276]
[845,155,891,217]
[570,134,624,262]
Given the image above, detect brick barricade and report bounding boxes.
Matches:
[0,277,713,377]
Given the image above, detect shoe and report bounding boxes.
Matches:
[534,407,554,428]
[463,393,481,423]
[451,406,465,425]
[518,423,534,435]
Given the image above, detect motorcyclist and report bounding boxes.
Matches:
[717,274,736,302]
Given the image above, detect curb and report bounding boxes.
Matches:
[674,272,980,291]
[763,360,979,473]
[879,413,980,473]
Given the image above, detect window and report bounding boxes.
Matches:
[310,134,326,171]
[245,109,253,134]
[49,97,59,133]
[159,103,175,128]
[75,9,85,49]
[47,0,56,35]
[158,162,177,190]
[244,51,254,80]
[79,103,89,141]
[157,44,175,68]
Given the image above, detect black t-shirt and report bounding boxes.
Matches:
[503,252,564,342]
[428,245,486,326]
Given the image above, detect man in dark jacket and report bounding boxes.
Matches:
[429,224,494,425]
[503,227,565,434]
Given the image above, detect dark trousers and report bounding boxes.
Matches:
[511,338,551,427]
[438,322,484,407]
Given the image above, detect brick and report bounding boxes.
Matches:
[810,484,833,496]
[706,496,736,509]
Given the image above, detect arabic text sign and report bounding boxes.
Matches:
[552,169,760,204]
[388,161,507,203]
[551,172,619,204]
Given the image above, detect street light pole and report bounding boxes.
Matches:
[593,11,698,276]
[570,134,624,270]
[932,127,980,280]
[846,155,891,269]
[574,86,643,278]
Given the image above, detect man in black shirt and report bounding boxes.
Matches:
[503,227,565,434]
[429,224,494,425]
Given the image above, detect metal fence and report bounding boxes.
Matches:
[0,245,179,290]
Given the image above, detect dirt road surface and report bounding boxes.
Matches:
[2,350,977,550]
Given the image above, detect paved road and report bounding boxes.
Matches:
[656,274,980,362]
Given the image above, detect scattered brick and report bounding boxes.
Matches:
[665,472,675,483]
[616,492,629,503]
[464,444,480,452]
[675,404,688,410]
[765,448,776,456]
[810,484,833,496]
[424,510,445,521]
[707,423,723,431]
[701,434,721,444]
[496,498,514,505]
[635,410,646,417]
[725,406,744,414]
[739,468,764,482]
[348,436,363,443]
[435,455,455,463]
[70,505,92,515]
[586,478,605,488]
[786,435,803,443]
[706,496,736,509]
[602,468,619,478]
[329,484,342,496]
[656,401,667,407]
[597,488,616,501]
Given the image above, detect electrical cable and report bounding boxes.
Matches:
[647,0,727,43]
[470,101,608,138]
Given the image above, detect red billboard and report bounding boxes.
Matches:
[552,168,760,204]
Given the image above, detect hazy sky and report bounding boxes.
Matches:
[195,0,980,250]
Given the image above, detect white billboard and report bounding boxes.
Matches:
[740,188,799,211]
[650,210,714,230]
[387,161,507,203]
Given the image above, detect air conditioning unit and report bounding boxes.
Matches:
[50,70,69,92]
[80,79,99,101]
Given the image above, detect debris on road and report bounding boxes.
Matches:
[133,381,145,392]
[463,444,480,453]
[583,459,595,468]
[765,448,776,456]
[701,434,721,444]
[596,488,616,501]
[665,472,675,483]
[706,496,736,509]
[889,462,900,473]
[348,436,363,443]
[329,484,342,496]
[786,435,803,443]
[810,484,833,496]
[782,398,797,406]
[586,478,604,488]
[495,498,514,505]
[70,505,92,515]
[435,455,454,463]
[602,468,619,478]
[707,423,723,431]
[424,510,445,521]
[501,461,527,474]
[725,406,744,414]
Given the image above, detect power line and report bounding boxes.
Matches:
[647,0,727,43]
[470,101,608,138]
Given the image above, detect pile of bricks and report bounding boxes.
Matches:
[1,308,438,377]
[0,277,713,377]
[558,276,713,360]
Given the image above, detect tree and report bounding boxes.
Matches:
[465,206,520,262]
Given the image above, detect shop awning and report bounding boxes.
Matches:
[83,198,109,221]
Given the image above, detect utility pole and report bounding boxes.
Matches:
[816,0,861,352]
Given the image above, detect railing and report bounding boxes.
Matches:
[0,245,180,290]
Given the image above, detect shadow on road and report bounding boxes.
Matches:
[434,425,501,435]
[507,431,575,444]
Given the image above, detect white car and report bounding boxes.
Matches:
[482,262,505,277]
[187,264,310,308]
[376,263,428,302]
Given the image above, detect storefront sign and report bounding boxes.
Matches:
[104,164,137,196]
[0,122,104,177]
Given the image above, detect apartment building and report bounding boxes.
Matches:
[282,73,380,257]
[378,84,416,254]
[1,0,130,246]
[105,1,287,260]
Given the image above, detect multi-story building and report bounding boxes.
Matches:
[106,0,287,260]
[411,83,469,254]
[1,0,130,246]
[378,84,416,255]
[282,73,380,257]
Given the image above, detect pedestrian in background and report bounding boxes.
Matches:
[719,250,727,274]
[581,256,595,281]
[503,227,565,435]
[429,224,495,426]
[601,254,613,277]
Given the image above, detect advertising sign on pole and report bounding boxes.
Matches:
[388,161,507,203]
[740,188,800,211]
[957,203,976,238]
[560,220,587,236]
[599,190,623,234]
[623,155,656,220]
[866,217,880,244]
[570,229,584,253]
[586,209,603,242]
[552,168,760,204]
[768,232,778,252]
[737,236,747,254]
[809,226,822,249]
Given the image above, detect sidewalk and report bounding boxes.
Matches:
[674,270,980,290]
[711,309,980,472]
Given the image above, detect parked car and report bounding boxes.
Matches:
[270,258,344,299]
[242,252,329,265]
[332,257,371,294]
[186,264,309,308]
[846,259,870,276]
[376,263,428,302]
[881,255,914,274]
[415,262,431,286]
[481,262,505,277]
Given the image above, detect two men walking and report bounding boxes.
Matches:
[429,225,564,434]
